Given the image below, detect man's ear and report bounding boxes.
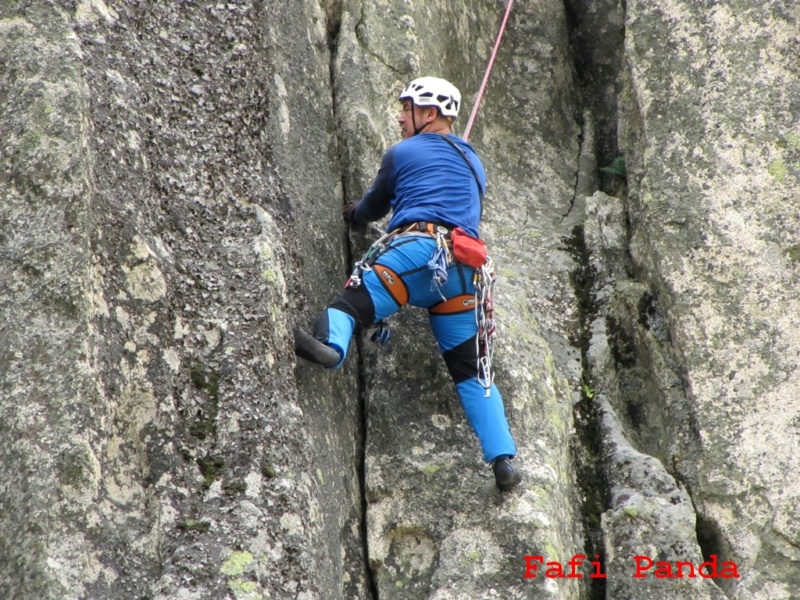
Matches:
[424,107,439,123]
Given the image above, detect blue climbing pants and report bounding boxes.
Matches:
[312,233,517,463]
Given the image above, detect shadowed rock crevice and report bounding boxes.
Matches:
[355,342,379,600]
[324,1,379,596]
[562,3,622,598]
[564,223,609,600]
[564,0,625,181]
[695,512,733,595]
[567,0,800,597]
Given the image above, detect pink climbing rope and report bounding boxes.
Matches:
[462,0,515,142]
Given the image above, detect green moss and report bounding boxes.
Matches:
[229,578,259,596]
[768,158,788,183]
[221,550,254,577]
[177,519,211,533]
[623,505,639,518]
[260,462,276,479]
[197,454,225,488]
[600,155,627,178]
[222,552,264,598]
[781,131,800,150]
[543,542,561,564]
[189,419,215,440]
[223,479,248,495]
[190,364,220,399]
[419,465,441,476]
[188,364,220,439]
[786,245,800,264]
[18,130,44,162]
[58,451,89,485]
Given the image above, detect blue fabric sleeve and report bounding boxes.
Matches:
[352,148,396,224]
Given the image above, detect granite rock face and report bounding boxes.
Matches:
[1,1,798,599]
[608,1,800,598]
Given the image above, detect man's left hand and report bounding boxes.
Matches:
[343,201,359,223]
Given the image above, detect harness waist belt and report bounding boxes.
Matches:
[403,222,452,238]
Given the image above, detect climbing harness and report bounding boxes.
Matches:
[474,257,498,396]
[347,223,452,291]
[346,228,399,346]
[462,0,515,142]
[347,222,453,344]
[348,221,498,394]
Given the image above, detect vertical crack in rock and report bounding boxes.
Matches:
[686,487,736,596]
[354,331,378,600]
[324,2,378,597]
[565,221,609,600]
[561,2,625,597]
[562,108,608,598]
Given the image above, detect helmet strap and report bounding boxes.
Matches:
[411,104,438,136]
[411,104,424,136]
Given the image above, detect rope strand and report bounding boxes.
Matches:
[462,0,515,142]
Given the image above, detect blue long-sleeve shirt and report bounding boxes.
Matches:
[351,133,486,239]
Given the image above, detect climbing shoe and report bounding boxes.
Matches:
[493,457,521,491]
[293,327,341,368]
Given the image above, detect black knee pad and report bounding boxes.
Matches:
[328,285,376,331]
[442,336,480,384]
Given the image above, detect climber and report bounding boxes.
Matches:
[293,76,521,491]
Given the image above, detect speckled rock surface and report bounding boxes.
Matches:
[610,1,800,597]
[2,1,360,599]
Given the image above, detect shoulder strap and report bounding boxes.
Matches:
[438,134,484,216]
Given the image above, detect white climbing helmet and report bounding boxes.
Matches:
[398,76,461,119]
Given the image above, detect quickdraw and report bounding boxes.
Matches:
[427,227,452,296]
[371,321,391,346]
[346,229,398,289]
[474,257,497,396]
